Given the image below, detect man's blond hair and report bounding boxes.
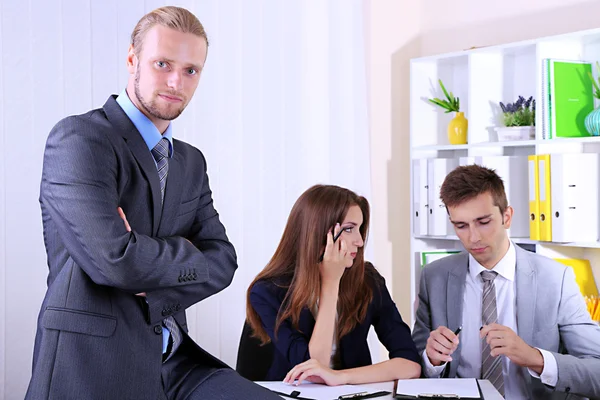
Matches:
[131,6,208,55]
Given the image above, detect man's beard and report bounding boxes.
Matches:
[134,67,186,121]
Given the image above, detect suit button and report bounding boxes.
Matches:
[175,304,181,311]
[161,309,169,316]
[566,387,570,393]
[154,325,162,335]
[178,276,183,282]
[192,273,197,280]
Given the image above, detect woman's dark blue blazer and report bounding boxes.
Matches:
[249,263,419,380]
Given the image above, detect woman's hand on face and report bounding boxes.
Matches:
[283,359,347,386]
[320,223,348,285]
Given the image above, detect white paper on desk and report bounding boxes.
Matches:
[256,381,377,399]
[396,378,480,398]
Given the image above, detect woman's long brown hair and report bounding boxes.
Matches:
[246,184,373,344]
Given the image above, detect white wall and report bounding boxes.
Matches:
[364,0,420,328]
[0,0,371,398]
[420,0,600,55]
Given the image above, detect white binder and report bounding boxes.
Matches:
[412,159,429,235]
[459,156,529,238]
[427,158,458,236]
[551,153,600,243]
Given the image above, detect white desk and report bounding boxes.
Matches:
[258,379,503,399]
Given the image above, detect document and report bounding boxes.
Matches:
[256,381,384,399]
[395,378,480,398]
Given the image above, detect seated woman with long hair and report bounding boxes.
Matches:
[246,184,421,385]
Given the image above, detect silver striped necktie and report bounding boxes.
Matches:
[481,270,504,397]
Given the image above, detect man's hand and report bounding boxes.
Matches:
[480,323,544,374]
[283,359,347,387]
[117,207,131,232]
[425,326,460,366]
[118,207,146,298]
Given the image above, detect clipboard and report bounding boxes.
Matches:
[394,379,483,399]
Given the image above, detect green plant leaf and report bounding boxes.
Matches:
[439,79,451,100]
[428,79,460,112]
[590,71,600,100]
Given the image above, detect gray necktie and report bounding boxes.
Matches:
[481,270,504,396]
[151,138,182,360]
[151,138,170,203]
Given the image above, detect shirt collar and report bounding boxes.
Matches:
[116,89,173,156]
[468,240,516,282]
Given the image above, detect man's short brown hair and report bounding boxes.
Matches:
[131,6,208,56]
[440,164,508,214]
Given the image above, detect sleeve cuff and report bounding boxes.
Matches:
[528,348,558,387]
[422,349,447,378]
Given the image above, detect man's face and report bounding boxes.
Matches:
[127,25,207,124]
[447,192,513,269]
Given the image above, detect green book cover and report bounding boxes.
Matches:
[550,60,594,138]
[420,250,461,267]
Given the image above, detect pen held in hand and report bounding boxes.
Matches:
[318,227,344,262]
[442,326,462,378]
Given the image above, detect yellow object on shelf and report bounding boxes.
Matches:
[528,155,540,241]
[586,296,600,322]
[554,258,598,297]
[448,112,468,145]
[538,154,552,241]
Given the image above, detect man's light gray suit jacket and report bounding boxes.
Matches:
[412,245,600,399]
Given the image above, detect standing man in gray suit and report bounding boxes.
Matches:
[412,164,600,399]
[27,6,279,400]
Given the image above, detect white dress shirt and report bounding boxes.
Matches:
[423,241,558,399]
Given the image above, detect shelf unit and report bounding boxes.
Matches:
[409,27,600,323]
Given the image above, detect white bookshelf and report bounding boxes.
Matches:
[409,27,600,323]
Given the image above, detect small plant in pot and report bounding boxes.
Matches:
[428,79,468,145]
[496,96,535,141]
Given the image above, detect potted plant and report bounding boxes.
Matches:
[585,62,600,136]
[428,79,468,145]
[496,96,535,141]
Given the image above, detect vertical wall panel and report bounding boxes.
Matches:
[281,0,305,208]
[3,0,37,396]
[91,0,119,108]
[62,0,92,115]
[257,0,286,268]
[211,0,244,365]
[0,0,5,397]
[117,1,144,91]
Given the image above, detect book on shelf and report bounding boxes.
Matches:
[541,59,595,140]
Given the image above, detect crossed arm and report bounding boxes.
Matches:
[42,117,237,323]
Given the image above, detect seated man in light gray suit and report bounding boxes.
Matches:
[27,6,279,400]
[412,164,600,400]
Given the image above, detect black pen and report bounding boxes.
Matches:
[441,326,462,378]
[333,228,344,243]
[318,226,344,261]
[338,390,390,400]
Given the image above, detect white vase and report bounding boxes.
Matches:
[494,126,535,141]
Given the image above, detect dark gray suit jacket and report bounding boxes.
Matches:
[412,245,600,400]
[26,96,237,399]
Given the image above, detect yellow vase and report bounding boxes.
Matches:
[448,112,468,145]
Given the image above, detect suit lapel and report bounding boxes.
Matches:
[103,96,162,235]
[515,247,536,347]
[447,253,468,330]
[447,253,468,376]
[158,151,185,236]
